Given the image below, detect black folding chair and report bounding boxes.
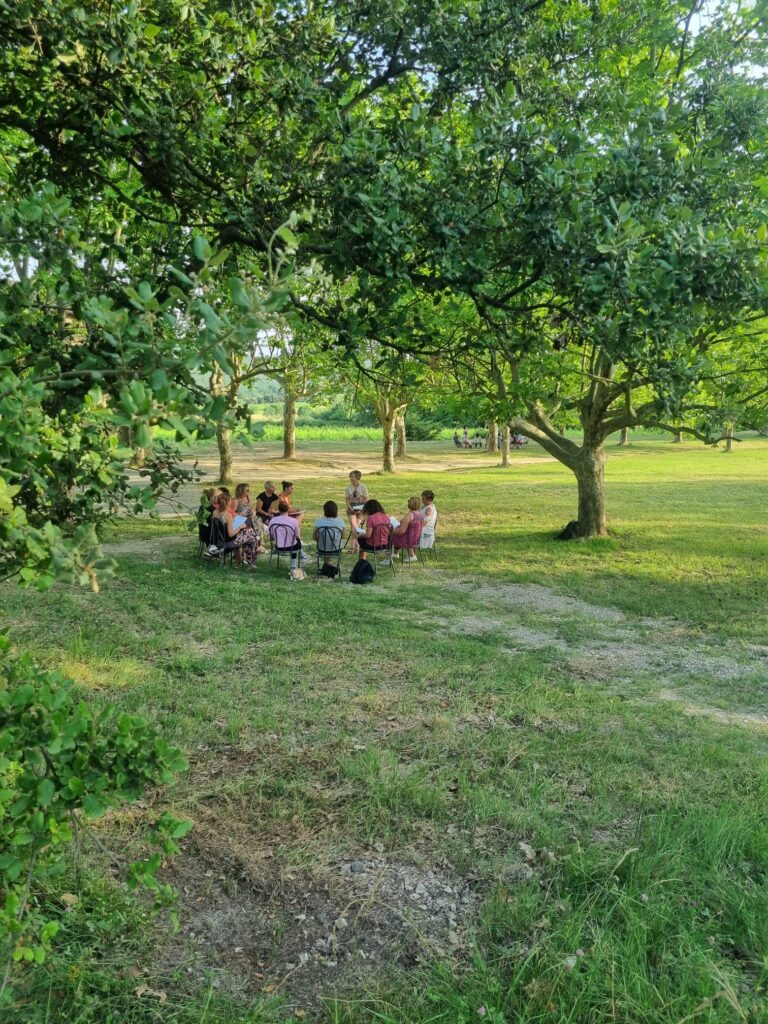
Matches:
[197,505,213,557]
[269,522,301,571]
[368,523,395,577]
[206,517,234,569]
[315,526,344,578]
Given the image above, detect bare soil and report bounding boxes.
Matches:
[162,808,481,1015]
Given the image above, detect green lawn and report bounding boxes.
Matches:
[2,439,767,1023]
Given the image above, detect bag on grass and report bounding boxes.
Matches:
[289,566,306,581]
[350,559,375,585]
[320,563,340,578]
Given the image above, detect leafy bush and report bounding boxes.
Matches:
[0,637,189,1004]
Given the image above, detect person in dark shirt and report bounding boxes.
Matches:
[255,480,279,522]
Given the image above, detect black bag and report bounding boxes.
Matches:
[554,520,583,541]
[320,563,340,578]
[349,558,376,585]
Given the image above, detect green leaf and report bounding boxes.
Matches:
[193,235,212,262]
[37,778,56,809]
[276,225,299,249]
[82,794,106,820]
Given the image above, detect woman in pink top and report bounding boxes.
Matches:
[385,496,423,563]
[355,499,391,561]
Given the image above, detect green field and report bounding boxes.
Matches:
[2,439,767,1023]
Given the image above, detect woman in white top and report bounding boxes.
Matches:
[345,470,369,554]
[419,489,437,550]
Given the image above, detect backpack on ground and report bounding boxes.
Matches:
[349,559,376,585]
[320,563,340,578]
[289,566,306,581]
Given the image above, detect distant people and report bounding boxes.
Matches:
[419,489,437,550]
[472,433,483,449]
[498,429,503,450]
[222,494,259,567]
[453,431,461,447]
[255,481,279,522]
[269,499,307,566]
[462,426,469,447]
[345,470,369,553]
[355,499,391,561]
[386,497,424,564]
[313,500,346,570]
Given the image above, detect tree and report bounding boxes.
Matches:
[323,2,768,535]
[3,0,765,537]
[0,177,294,991]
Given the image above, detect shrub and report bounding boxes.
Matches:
[0,638,189,1004]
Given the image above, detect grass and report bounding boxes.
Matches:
[2,438,768,1023]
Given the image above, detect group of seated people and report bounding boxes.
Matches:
[198,470,437,573]
[453,428,529,450]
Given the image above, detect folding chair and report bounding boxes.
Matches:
[197,506,213,557]
[269,522,300,572]
[420,511,438,560]
[368,522,395,577]
[396,519,424,568]
[315,525,344,578]
[206,517,234,569]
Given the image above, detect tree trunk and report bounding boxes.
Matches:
[217,421,233,484]
[617,427,629,446]
[487,420,498,453]
[574,444,607,537]
[282,389,297,460]
[395,412,407,459]
[500,425,511,467]
[373,401,402,473]
[724,424,734,453]
[381,414,396,473]
[672,429,683,443]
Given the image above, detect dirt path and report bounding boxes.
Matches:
[430,576,768,729]
[125,441,554,513]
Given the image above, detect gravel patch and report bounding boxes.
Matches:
[163,842,481,1013]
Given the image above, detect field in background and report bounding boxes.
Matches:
[2,438,767,1023]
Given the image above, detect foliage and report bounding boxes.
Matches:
[0,637,190,1002]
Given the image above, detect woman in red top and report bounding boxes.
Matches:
[279,480,304,533]
[356,499,391,561]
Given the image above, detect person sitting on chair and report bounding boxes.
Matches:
[453,431,461,447]
[386,496,423,564]
[197,488,216,547]
[419,490,437,550]
[355,499,391,561]
[313,500,346,570]
[345,470,369,554]
[255,481,279,522]
[269,500,307,565]
[278,481,304,531]
[235,482,266,552]
[222,493,259,567]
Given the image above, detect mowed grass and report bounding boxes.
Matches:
[2,438,768,1023]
